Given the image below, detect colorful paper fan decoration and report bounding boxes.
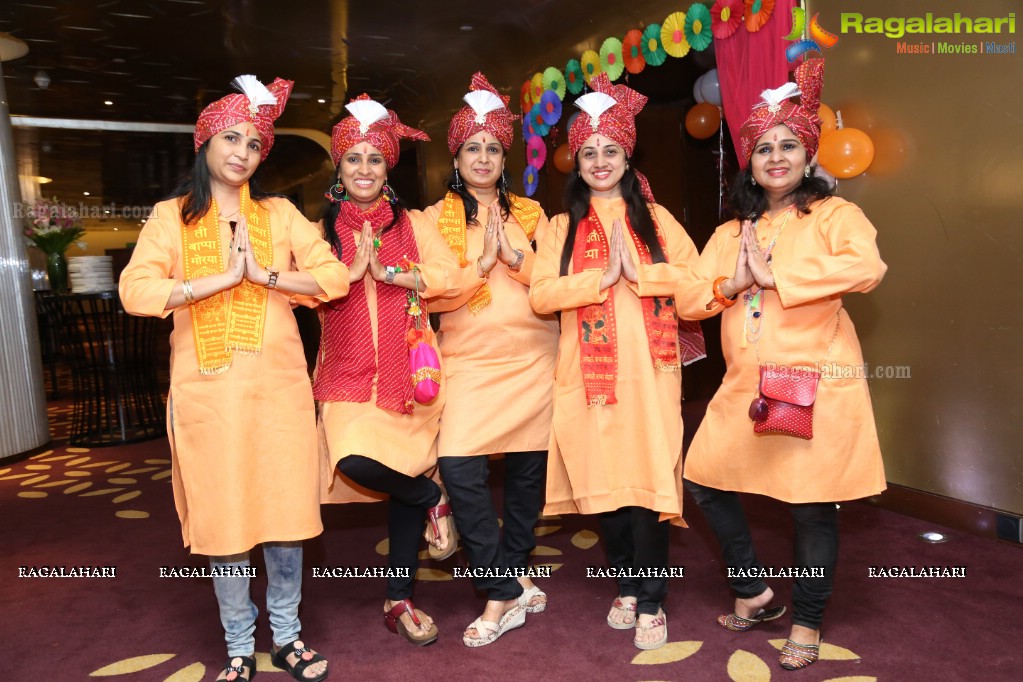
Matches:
[599,36,625,81]
[526,135,547,168]
[530,72,545,102]
[744,0,775,33]
[685,3,714,51]
[712,0,744,39]
[661,12,691,58]
[565,58,585,95]
[520,80,533,114]
[641,23,667,66]
[522,116,537,141]
[622,29,646,74]
[528,102,550,137]
[580,49,602,85]
[542,66,567,100]
[539,89,562,126]
[523,164,540,197]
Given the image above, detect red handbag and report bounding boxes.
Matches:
[748,365,821,439]
[747,311,842,440]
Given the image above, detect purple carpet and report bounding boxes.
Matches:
[1,393,1019,681]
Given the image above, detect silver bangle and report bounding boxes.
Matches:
[385,265,397,284]
[510,249,525,271]
[183,279,195,305]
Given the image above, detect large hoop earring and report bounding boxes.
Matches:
[381,183,398,205]
[453,168,463,190]
[325,181,348,203]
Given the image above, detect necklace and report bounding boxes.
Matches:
[743,207,793,345]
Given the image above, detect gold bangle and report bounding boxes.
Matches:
[183,279,195,305]
[477,256,488,279]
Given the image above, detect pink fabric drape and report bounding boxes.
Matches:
[714,0,797,169]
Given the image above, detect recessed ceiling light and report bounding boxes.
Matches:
[460,25,473,31]
[317,98,326,104]
[103,100,113,105]
[83,191,90,196]
[918,531,949,544]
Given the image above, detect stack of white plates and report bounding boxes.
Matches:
[68,256,115,293]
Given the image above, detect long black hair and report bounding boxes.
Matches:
[446,147,512,225]
[728,164,834,223]
[167,142,279,225]
[319,168,408,258]
[558,162,666,276]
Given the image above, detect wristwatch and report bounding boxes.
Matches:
[385,265,397,284]
[265,267,280,290]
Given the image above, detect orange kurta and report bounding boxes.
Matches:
[678,197,887,503]
[320,211,461,503]
[529,197,700,525]
[422,197,559,458]
[119,197,350,556]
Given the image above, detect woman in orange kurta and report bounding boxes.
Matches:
[677,60,886,672]
[120,76,345,682]
[422,72,559,648]
[529,73,700,651]
[314,97,460,647]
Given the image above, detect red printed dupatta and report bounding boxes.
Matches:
[572,206,681,405]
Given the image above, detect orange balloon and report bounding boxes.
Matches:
[685,102,721,140]
[818,128,875,178]
[818,103,837,134]
[552,143,575,174]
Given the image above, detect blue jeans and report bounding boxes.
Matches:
[211,542,303,657]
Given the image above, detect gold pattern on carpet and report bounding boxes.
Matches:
[1,445,172,520]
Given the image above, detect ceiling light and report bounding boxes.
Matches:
[918,531,949,544]
[460,25,473,31]
[317,98,326,104]
[83,191,90,196]
[104,100,113,105]
[33,70,50,89]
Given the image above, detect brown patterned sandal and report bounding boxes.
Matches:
[779,637,822,670]
[633,609,668,650]
[718,605,787,631]
[606,596,637,629]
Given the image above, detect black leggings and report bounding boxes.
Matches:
[337,455,442,601]
[597,506,671,616]
[438,452,546,601]
[684,479,838,629]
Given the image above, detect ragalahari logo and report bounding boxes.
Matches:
[784,8,839,61]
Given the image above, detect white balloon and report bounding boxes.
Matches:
[700,68,721,106]
[693,73,706,103]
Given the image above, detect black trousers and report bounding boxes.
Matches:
[438,451,546,601]
[337,455,442,601]
[684,479,838,629]
[597,506,671,616]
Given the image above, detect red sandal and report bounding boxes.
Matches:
[424,498,459,561]
[384,599,439,646]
